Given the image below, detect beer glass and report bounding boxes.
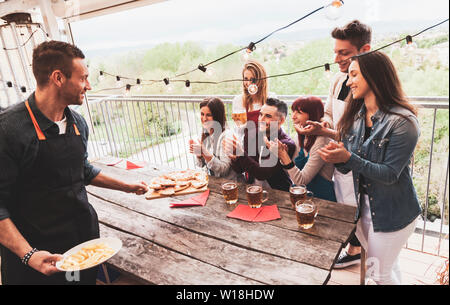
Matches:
[295,193,318,229]
[246,185,268,208]
[221,182,238,204]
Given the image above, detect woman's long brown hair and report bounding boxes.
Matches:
[337,51,417,140]
[242,60,268,112]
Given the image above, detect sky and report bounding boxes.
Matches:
[70,0,449,56]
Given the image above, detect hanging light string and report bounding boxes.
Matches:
[89,17,448,94]
[4,17,448,94]
[1,24,50,51]
[172,1,343,79]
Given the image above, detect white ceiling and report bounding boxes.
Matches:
[0,0,167,22]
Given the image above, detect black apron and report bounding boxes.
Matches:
[0,101,99,285]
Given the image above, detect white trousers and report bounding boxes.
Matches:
[333,169,357,207]
[356,195,417,285]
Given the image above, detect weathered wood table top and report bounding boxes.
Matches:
[86,162,357,285]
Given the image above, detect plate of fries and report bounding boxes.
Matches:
[56,237,122,271]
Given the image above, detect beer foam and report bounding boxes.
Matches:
[223,183,236,190]
[296,204,315,213]
[291,187,306,195]
[247,186,261,193]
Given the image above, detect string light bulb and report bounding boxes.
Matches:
[198,64,207,73]
[6,81,12,88]
[324,0,344,20]
[116,76,123,88]
[185,80,192,93]
[247,78,258,95]
[98,71,105,82]
[20,86,27,93]
[124,84,131,96]
[324,63,332,79]
[405,35,417,52]
[135,78,142,91]
[246,42,256,54]
[163,78,174,93]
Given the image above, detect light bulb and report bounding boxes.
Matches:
[116,76,123,88]
[135,79,142,91]
[124,84,131,96]
[98,71,105,82]
[206,67,215,77]
[185,80,192,93]
[166,84,174,93]
[405,35,417,52]
[248,83,258,95]
[324,63,332,80]
[241,49,250,61]
[324,0,344,20]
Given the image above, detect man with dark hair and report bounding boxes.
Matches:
[228,98,296,192]
[297,20,372,269]
[0,41,148,285]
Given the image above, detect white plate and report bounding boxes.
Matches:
[56,237,122,271]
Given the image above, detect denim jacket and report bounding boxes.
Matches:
[336,104,421,232]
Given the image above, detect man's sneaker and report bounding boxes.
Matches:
[333,250,361,269]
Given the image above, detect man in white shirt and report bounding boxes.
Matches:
[296,20,372,269]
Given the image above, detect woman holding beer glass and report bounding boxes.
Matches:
[232,60,268,132]
[189,97,236,179]
[268,96,336,202]
[318,51,421,285]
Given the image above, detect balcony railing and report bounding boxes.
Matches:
[81,94,449,257]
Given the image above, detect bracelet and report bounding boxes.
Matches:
[281,161,295,170]
[21,248,38,265]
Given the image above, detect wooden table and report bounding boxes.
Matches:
[87,162,357,285]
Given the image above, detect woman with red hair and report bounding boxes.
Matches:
[269,96,336,201]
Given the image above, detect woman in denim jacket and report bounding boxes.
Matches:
[318,51,421,284]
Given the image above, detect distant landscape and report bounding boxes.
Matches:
[87,28,449,97]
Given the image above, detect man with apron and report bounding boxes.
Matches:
[295,20,372,269]
[0,41,148,285]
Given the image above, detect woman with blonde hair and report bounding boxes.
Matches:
[232,59,268,128]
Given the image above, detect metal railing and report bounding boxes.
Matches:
[82,94,449,257]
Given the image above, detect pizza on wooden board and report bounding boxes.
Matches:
[146,170,208,197]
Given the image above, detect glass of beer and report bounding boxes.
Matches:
[232,111,247,126]
[289,185,307,209]
[222,182,238,204]
[246,185,268,208]
[295,196,318,229]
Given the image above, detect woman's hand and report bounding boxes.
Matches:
[295,121,336,139]
[189,139,203,157]
[318,141,352,164]
[265,137,290,165]
[223,134,243,159]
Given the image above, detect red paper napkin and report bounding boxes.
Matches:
[113,159,146,170]
[226,204,281,222]
[170,190,210,208]
[126,160,144,170]
[252,205,281,222]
